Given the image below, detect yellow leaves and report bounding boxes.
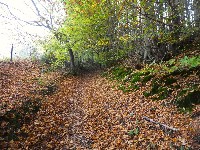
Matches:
[172,138,178,142]
[115,138,122,147]
[97,39,109,46]
[92,3,97,8]
[119,34,130,42]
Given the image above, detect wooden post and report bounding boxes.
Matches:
[10,44,13,62]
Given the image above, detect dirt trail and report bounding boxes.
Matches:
[9,73,199,149]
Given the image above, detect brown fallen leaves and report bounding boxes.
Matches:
[0,61,41,116]
[0,61,199,149]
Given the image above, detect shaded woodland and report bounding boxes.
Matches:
[0,0,200,149]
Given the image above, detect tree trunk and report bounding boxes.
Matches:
[10,44,13,62]
[168,0,181,55]
[68,48,75,73]
[194,0,200,27]
[184,0,190,26]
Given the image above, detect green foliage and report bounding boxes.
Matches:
[128,127,140,137]
[167,59,176,66]
[144,79,171,100]
[40,37,69,70]
[176,90,200,113]
[111,66,132,81]
[179,56,200,68]
[40,0,200,71]
[104,52,200,112]
[164,77,177,86]
[38,77,45,86]
[118,84,130,93]
[142,74,153,83]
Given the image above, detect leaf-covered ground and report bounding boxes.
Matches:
[0,61,199,149]
[0,61,41,115]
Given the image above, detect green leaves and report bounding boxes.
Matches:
[128,127,140,137]
[179,56,200,68]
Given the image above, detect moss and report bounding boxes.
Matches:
[131,84,140,91]
[178,89,188,97]
[158,87,169,100]
[143,91,151,97]
[131,75,141,83]
[169,65,200,77]
[151,79,160,95]
[111,67,132,80]
[118,85,129,92]
[128,71,151,84]
[164,77,177,86]
[174,84,181,89]
[147,78,172,100]
[142,74,153,83]
[108,61,199,111]
[100,72,108,77]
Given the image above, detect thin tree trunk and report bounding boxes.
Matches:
[10,44,13,62]
[194,0,200,27]
[68,48,75,73]
[168,0,181,55]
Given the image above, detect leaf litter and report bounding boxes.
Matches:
[0,61,199,149]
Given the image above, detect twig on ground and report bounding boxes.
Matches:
[143,116,179,132]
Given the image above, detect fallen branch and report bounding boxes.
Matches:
[143,116,179,132]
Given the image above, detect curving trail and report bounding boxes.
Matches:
[9,72,199,149]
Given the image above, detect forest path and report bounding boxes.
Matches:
[19,72,198,149]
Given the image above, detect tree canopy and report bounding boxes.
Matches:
[40,0,199,71]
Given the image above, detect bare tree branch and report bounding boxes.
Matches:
[0,0,64,31]
[30,0,42,17]
[143,116,179,132]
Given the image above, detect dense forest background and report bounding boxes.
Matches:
[41,0,200,73]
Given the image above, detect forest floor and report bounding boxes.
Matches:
[0,60,200,149]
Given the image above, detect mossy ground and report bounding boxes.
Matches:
[104,51,200,112]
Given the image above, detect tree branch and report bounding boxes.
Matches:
[143,116,179,132]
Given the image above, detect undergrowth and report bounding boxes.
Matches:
[103,54,200,112]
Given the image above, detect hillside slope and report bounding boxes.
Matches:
[0,67,199,149]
